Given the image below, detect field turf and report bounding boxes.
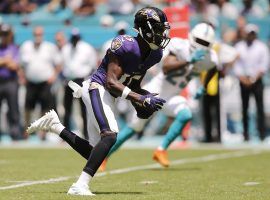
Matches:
[0,147,270,200]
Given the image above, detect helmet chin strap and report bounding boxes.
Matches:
[149,43,159,50]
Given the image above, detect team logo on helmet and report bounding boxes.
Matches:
[140,8,160,22]
[111,37,122,51]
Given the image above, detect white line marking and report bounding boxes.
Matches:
[6,181,33,183]
[0,160,8,164]
[0,177,70,190]
[244,182,260,186]
[140,180,158,185]
[0,150,263,190]
[96,150,262,176]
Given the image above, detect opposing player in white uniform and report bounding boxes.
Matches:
[100,23,219,170]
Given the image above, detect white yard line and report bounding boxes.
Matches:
[0,160,8,165]
[0,150,263,190]
[0,177,70,190]
[244,182,261,186]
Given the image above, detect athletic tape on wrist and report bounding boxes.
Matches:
[121,86,131,99]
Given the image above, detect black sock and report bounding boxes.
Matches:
[60,128,93,160]
[83,134,116,176]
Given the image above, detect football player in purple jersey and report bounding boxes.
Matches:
[26,7,170,196]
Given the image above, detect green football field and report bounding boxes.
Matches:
[0,147,270,200]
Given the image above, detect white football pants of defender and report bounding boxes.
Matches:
[129,95,190,133]
[81,80,119,146]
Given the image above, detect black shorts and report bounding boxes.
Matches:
[25,81,54,111]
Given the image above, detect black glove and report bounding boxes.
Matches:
[131,101,155,119]
[131,88,166,119]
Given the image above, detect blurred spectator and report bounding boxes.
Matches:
[207,0,239,20]
[234,24,269,141]
[54,31,66,50]
[74,0,96,16]
[0,24,22,141]
[190,0,209,19]
[47,0,73,20]
[107,0,135,15]
[48,0,67,12]
[53,31,66,113]
[240,0,269,18]
[11,0,37,14]
[61,28,97,139]
[47,0,59,10]
[0,0,14,14]
[34,0,50,5]
[200,57,221,142]
[20,26,61,140]
[100,14,115,27]
[235,16,247,44]
[222,28,237,45]
[67,0,82,11]
[201,41,239,143]
[171,0,190,6]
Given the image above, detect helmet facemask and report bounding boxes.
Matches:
[189,34,212,53]
[150,21,170,49]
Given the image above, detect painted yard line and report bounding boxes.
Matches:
[0,150,263,190]
[0,177,70,190]
[0,160,8,164]
[96,150,262,177]
[170,150,262,165]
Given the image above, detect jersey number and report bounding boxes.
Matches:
[166,68,191,88]
[120,74,142,86]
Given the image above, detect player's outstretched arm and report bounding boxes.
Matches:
[162,53,189,75]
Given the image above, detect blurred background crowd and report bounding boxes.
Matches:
[1,0,270,146]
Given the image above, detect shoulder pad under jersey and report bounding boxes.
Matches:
[110,35,136,56]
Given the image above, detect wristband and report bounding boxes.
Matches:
[121,86,131,99]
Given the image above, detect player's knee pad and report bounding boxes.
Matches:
[175,108,192,123]
[100,130,117,147]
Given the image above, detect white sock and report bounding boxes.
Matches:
[76,171,92,186]
[52,123,65,135]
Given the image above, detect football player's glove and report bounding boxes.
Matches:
[131,101,155,119]
[131,88,162,119]
[189,49,207,64]
[140,93,166,111]
[193,86,206,99]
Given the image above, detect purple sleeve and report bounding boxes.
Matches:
[11,45,20,64]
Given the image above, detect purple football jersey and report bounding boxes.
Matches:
[0,44,19,79]
[91,35,162,89]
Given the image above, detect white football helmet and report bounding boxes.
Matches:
[189,23,215,52]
